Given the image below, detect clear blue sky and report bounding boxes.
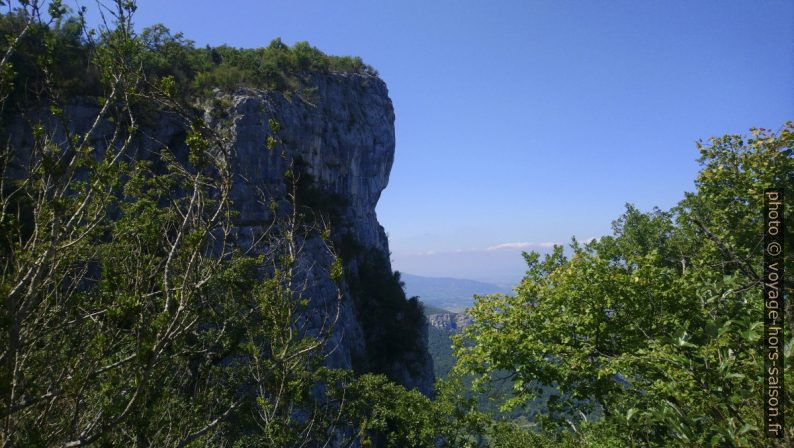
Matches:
[92,0,793,284]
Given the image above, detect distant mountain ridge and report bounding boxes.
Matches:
[401,273,511,313]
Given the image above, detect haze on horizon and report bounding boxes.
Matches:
[96,0,793,284]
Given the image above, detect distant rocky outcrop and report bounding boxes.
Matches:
[425,309,472,380]
[426,312,473,332]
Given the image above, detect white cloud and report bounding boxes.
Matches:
[486,241,557,251]
[398,241,559,257]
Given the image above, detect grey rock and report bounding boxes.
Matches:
[427,312,473,332]
[6,72,435,396]
[213,74,433,395]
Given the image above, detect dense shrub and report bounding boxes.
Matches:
[0,9,376,113]
[140,29,378,96]
[0,12,100,108]
[292,156,349,228]
[454,124,794,446]
[348,249,426,377]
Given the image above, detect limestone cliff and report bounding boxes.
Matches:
[213,73,434,395]
[6,72,434,396]
[427,312,473,333]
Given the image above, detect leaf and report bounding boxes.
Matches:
[676,331,698,349]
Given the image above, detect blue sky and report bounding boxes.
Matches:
[90,0,792,284]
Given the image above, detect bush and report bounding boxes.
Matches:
[0,9,377,111]
[348,249,426,377]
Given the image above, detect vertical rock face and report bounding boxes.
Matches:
[427,312,473,333]
[224,73,394,255]
[215,73,435,396]
[7,72,435,396]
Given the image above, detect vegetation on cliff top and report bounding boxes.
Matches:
[0,2,376,111]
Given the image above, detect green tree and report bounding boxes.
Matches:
[454,123,793,447]
[0,2,350,446]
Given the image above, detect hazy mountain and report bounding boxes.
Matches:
[401,273,512,313]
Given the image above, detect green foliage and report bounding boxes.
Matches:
[139,27,377,96]
[454,122,794,446]
[0,5,376,115]
[428,323,457,378]
[336,374,439,448]
[428,319,550,424]
[0,6,100,107]
[347,249,426,377]
[0,3,373,446]
[292,156,348,227]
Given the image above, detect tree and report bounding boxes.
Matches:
[454,123,793,446]
[0,2,348,446]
